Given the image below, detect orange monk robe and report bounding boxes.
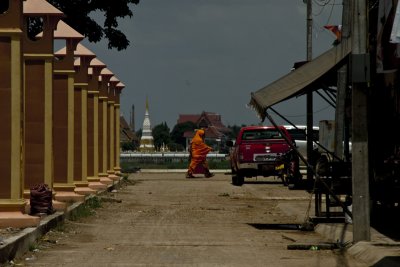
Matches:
[188,129,212,170]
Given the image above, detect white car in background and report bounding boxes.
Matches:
[283,125,319,163]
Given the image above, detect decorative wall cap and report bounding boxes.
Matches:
[23,0,64,16]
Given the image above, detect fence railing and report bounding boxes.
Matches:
[120,152,228,163]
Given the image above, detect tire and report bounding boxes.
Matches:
[237,174,244,186]
[232,173,244,186]
[232,174,239,186]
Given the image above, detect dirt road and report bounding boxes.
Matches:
[15,172,366,266]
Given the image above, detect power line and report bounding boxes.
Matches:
[279,105,333,118]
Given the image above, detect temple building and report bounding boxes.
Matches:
[139,98,155,152]
[178,111,231,151]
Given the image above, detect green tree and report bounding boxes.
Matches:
[38,0,140,50]
[121,141,135,151]
[227,124,245,140]
[152,122,171,150]
[170,121,197,149]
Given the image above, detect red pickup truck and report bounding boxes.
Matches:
[226,125,301,186]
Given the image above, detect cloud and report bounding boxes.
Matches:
[87,0,342,129]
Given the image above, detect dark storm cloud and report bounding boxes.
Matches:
[84,0,342,129]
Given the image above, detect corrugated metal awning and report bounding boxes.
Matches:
[248,38,352,121]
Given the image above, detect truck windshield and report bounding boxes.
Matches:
[242,129,283,140]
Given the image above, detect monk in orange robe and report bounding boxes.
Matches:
[186,129,215,178]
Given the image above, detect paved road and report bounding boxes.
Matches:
[18,173,366,266]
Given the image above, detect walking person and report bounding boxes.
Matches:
[186,129,215,178]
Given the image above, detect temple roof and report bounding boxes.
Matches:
[120,115,138,142]
[179,111,231,140]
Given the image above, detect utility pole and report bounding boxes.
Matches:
[351,0,371,241]
[306,0,313,181]
[335,0,351,160]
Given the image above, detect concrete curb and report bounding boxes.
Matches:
[0,209,67,263]
[0,180,121,264]
[315,223,400,266]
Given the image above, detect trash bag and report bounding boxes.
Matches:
[30,183,54,215]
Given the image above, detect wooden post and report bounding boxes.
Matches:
[351,0,371,242]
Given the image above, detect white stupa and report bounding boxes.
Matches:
[139,97,155,152]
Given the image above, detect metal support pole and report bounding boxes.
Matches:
[306,0,314,181]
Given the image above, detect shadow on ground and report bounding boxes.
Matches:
[371,205,400,241]
[372,256,400,267]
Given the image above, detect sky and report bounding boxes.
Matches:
[82,0,343,131]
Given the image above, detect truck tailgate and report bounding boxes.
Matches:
[239,140,291,162]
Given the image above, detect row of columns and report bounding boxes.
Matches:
[0,0,125,227]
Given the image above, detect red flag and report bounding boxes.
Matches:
[324,25,342,41]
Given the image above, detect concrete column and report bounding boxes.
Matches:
[73,83,99,194]
[114,104,121,173]
[98,68,113,179]
[22,0,65,211]
[51,21,85,203]
[107,101,115,175]
[106,77,119,181]
[87,58,111,187]
[0,0,39,227]
[72,44,96,195]
[101,98,109,176]
[86,90,106,190]
[114,82,125,175]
